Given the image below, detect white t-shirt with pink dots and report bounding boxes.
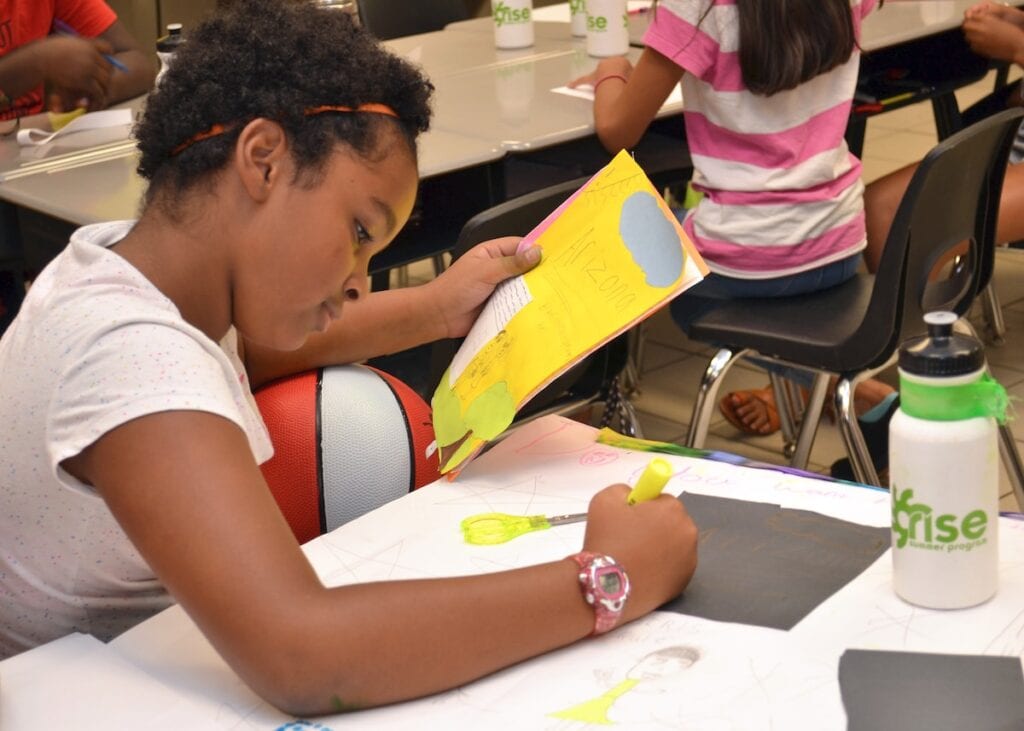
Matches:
[0,220,273,658]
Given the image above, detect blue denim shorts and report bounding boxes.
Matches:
[669,254,861,387]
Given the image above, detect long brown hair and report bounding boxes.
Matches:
[654,0,878,96]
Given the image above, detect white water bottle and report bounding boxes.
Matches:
[155,23,184,86]
[570,0,587,37]
[586,0,629,57]
[492,0,534,49]
[890,311,1007,609]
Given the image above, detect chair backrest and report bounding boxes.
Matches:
[429,177,631,418]
[851,107,1024,371]
[356,0,470,40]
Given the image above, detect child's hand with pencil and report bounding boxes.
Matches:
[0,16,152,119]
[580,464,698,624]
[40,34,117,112]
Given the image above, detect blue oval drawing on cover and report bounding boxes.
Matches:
[619,191,683,288]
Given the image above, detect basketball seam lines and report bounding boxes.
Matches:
[369,367,417,494]
[315,367,327,535]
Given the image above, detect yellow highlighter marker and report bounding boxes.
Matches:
[627,458,673,505]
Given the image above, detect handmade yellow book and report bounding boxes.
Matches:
[432,150,708,475]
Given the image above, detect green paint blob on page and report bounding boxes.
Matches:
[438,382,515,473]
[431,369,469,447]
[463,380,515,440]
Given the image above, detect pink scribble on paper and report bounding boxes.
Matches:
[579,449,620,467]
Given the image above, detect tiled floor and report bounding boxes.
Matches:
[404,70,1024,510]
[632,70,1024,512]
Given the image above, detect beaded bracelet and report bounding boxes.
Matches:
[593,73,628,92]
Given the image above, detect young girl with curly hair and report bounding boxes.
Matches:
[0,0,697,715]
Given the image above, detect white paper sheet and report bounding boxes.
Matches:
[791,519,1024,662]
[552,83,683,108]
[448,275,532,384]
[0,633,215,730]
[16,108,133,146]
[111,608,287,729]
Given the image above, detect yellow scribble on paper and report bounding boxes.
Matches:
[48,107,86,130]
[549,678,640,725]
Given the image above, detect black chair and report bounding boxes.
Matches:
[954,78,1024,344]
[356,0,470,40]
[428,176,641,435]
[681,108,1024,504]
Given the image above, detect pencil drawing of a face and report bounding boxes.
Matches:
[627,645,701,681]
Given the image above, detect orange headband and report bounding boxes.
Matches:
[170,103,400,156]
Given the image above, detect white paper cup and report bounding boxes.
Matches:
[492,0,534,49]
[570,0,587,37]
[586,0,629,57]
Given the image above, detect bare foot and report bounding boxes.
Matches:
[718,387,780,435]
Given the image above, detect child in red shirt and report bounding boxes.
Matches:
[0,0,154,119]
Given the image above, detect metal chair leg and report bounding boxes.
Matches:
[982,282,1006,345]
[769,373,798,457]
[835,377,881,486]
[960,315,1022,507]
[432,254,446,276]
[999,423,1024,512]
[619,325,645,397]
[598,375,643,439]
[783,377,807,425]
[790,371,829,470]
[619,393,643,439]
[620,322,647,397]
[685,348,748,448]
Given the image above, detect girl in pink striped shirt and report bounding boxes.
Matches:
[574,0,885,435]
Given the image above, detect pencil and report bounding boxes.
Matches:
[51,18,129,73]
[879,91,914,107]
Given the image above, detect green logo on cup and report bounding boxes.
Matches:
[494,1,531,26]
[891,485,988,550]
[569,0,585,14]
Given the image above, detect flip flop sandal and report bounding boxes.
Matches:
[718,389,781,436]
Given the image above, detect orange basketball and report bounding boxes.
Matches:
[254,365,439,544]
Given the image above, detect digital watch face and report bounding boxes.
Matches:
[596,566,625,598]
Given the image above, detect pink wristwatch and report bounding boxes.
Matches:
[568,551,631,635]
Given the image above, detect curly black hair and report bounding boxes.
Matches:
[135,0,433,204]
